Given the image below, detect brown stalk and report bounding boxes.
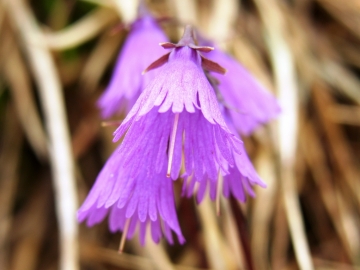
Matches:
[81,241,207,270]
[318,60,360,106]
[197,198,238,270]
[331,38,360,68]
[231,37,274,92]
[2,25,48,160]
[253,0,313,269]
[313,83,360,213]
[45,7,119,50]
[326,105,360,126]
[300,115,354,261]
[312,82,360,262]
[221,198,246,269]
[11,181,51,270]
[271,199,289,270]
[112,0,139,24]
[171,0,198,29]
[79,0,114,8]
[315,0,360,40]
[206,0,238,43]
[251,145,278,270]
[71,110,100,159]
[144,240,176,270]
[0,104,23,270]
[78,32,124,95]
[6,0,79,269]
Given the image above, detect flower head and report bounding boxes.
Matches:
[80,25,270,249]
[97,13,168,118]
[114,25,265,204]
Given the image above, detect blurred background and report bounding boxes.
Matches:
[1,0,360,269]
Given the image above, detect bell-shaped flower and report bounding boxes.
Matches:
[98,12,168,118]
[113,25,265,204]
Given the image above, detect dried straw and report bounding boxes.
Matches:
[6,0,79,269]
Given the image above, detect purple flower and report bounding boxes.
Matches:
[78,107,185,246]
[205,45,280,135]
[79,26,268,248]
[114,26,265,203]
[97,14,168,118]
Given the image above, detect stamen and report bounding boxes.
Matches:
[167,113,180,178]
[216,171,223,216]
[118,218,131,253]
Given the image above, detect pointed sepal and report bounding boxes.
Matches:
[159,42,177,49]
[201,56,227,74]
[189,44,214,53]
[142,52,171,74]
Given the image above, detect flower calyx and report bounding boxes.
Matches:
[143,25,226,75]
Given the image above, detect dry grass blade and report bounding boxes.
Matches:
[314,257,360,270]
[112,0,139,24]
[81,242,207,270]
[300,116,354,260]
[6,0,79,269]
[171,0,198,27]
[78,32,123,95]
[11,181,51,270]
[251,146,278,270]
[315,0,360,40]
[197,198,238,270]
[271,199,289,269]
[72,110,100,159]
[2,25,47,160]
[313,83,360,212]
[254,0,313,269]
[81,242,155,270]
[221,198,245,269]
[334,186,360,265]
[326,105,360,125]
[0,2,5,31]
[313,82,360,262]
[46,7,119,50]
[287,13,360,104]
[80,0,114,8]
[144,240,175,270]
[177,246,202,267]
[319,60,360,106]
[231,37,274,91]
[332,38,360,68]
[206,0,238,43]
[0,104,23,270]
